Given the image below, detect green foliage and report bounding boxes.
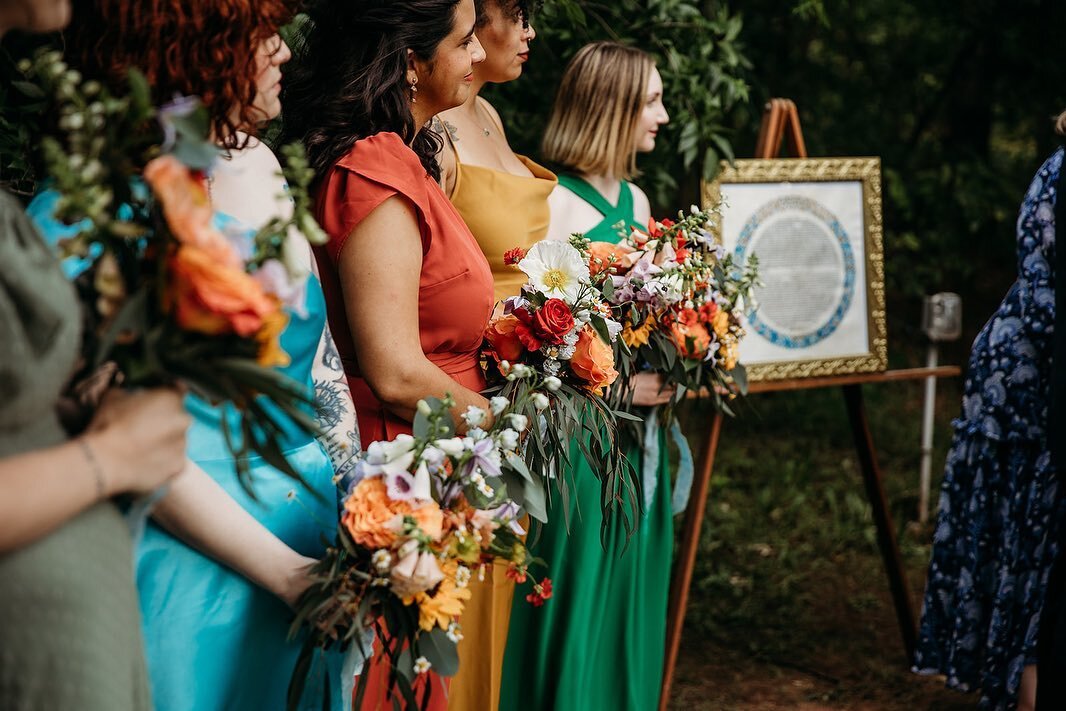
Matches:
[728,0,1066,346]
[491,0,752,208]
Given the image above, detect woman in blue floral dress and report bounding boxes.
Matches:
[914,147,1063,710]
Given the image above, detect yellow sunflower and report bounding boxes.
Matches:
[407,561,472,632]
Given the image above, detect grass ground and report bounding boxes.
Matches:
[667,368,979,710]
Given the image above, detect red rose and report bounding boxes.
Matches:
[532,298,575,344]
[509,307,543,351]
[515,322,542,352]
[675,247,690,263]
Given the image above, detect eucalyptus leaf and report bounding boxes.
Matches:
[418,628,460,677]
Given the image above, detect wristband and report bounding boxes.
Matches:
[77,438,108,499]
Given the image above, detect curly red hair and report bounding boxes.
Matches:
[66,0,297,148]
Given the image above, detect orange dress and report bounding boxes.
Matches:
[314,131,494,710]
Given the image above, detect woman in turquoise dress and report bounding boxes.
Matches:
[500,42,676,711]
[29,3,360,709]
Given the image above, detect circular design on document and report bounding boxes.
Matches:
[733,195,855,349]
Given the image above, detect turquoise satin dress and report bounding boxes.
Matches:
[28,191,344,711]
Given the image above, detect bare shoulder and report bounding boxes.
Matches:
[210,135,289,228]
[430,113,461,145]
[547,184,599,242]
[628,181,652,224]
[229,134,283,172]
[476,96,507,135]
[428,117,458,195]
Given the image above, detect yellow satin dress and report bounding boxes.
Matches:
[445,143,556,711]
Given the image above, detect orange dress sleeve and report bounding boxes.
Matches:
[316,132,432,264]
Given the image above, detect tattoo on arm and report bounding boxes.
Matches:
[311,326,361,484]
[443,120,460,144]
[321,329,342,372]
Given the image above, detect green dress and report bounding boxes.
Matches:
[0,193,151,710]
[499,175,674,711]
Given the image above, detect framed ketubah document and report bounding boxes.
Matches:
[703,157,887,381]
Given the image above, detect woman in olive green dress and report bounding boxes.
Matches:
[0,2,190,709]
[499,42,674,711]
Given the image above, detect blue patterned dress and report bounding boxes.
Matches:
[914,149,1063,709]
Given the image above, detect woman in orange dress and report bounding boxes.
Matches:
[283,0,491,708]
[433,4,555,708]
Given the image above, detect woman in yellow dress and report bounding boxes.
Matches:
[433,3,553,708]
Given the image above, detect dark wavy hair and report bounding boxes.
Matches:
[282,0,462,181]
[65,0,297,149]
[474,0,537,28]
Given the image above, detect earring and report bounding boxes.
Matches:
[409,79,419,104]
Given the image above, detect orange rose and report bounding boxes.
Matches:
[670,320,712,359]
[144,156,241,268]
[485,315,525,363]
[410,503,445,541]
[168,244,278,337]
[342,477,446,550]
[587,241,634,276]
[569,325,618,396]
[342,477,410,549]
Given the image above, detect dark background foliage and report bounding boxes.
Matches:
[493,0,1066,358]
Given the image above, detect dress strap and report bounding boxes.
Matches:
[557,174,621,217]
[558,174,638,242]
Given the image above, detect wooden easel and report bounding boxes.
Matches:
[658,99,960,710]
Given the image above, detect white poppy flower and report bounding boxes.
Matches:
[518,241,590,303]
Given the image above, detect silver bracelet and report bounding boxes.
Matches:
[77,438,108,499]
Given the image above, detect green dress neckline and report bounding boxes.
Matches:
[557,173,640,244]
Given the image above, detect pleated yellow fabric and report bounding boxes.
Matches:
[445,150,555,711]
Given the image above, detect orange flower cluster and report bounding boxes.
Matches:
[668,307,713,359]
[145,156,289,367]
[586,241,635,276]
[342,477,444,549]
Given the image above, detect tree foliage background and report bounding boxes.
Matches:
[496,0,1066,354]
[4,0,1066,355]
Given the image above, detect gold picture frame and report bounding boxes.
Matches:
[703,157,887,381]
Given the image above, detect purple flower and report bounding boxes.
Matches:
[461,437,502,481]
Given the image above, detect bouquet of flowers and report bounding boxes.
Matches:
[18,49,326,488]
[288,394,547,709]
[482,240,641,536]
[587,206,759,419]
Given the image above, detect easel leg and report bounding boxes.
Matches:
[841,384,918,661]
[659,411,724,711]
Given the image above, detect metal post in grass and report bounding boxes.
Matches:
[918,293,962,524]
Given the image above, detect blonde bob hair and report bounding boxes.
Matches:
[1057,109,1066,136]
[542,42,655,180]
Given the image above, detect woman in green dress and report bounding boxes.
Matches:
[0,6,190,711]
[499,41,674,711]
